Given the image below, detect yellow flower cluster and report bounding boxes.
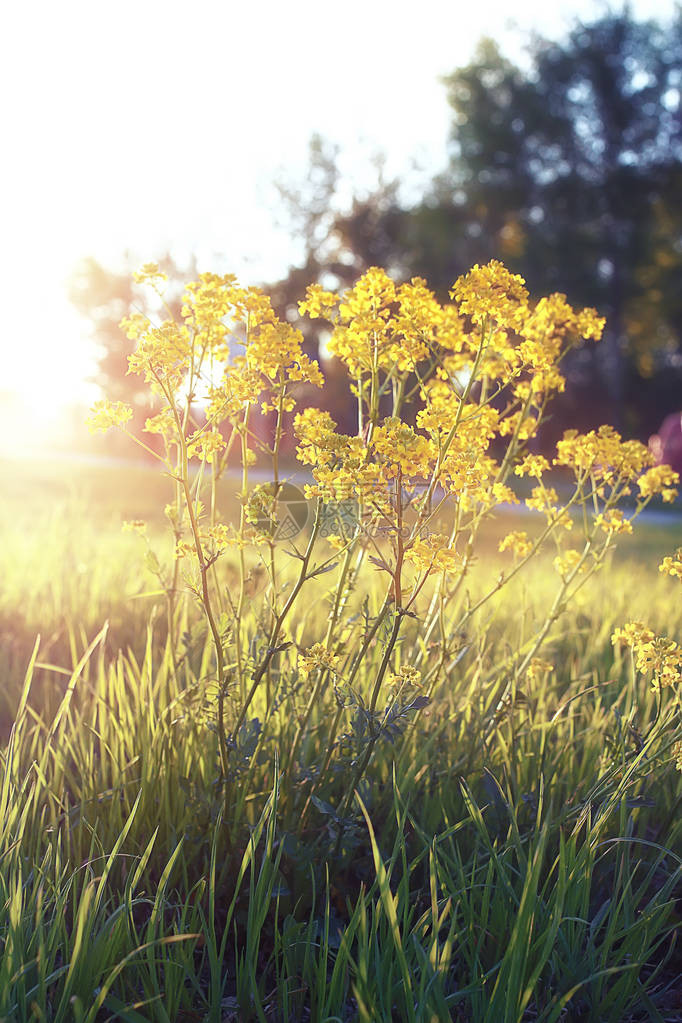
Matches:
[132,262,168,286]
[124,319,192,392]
[372,418,435,479]
[121,271,324,435]
[91,260,637,582]
[92,258,616,512]
[659,548,682,581]
[553,549,585,578]
[498,410,539,441]
[144,408,175,443]
[515,454,550,478]
[298,284,340,320]
[637,464,680,503]
[436,410,506,504]
[526,485,560,519]
[612,621,682,689]
[391,278,450,365]
[518,293,605,397]
[205,523,236,551]
[186,429,226,464]
[527,657,553,682]
[294,408,382,502]
[301,268,460,377]
[594,509,633,535]
[249,319,322,386]
[292,261,610,510]
[87,399,133,433]
[292,407,340,464]
[181,271,240,357]
[175,539,196,559]
[299,260,604,397]
[207,284,324,413]
[298,643,340,677]
[554,426,653,487]
[447,265,603,403]
[404,534,462,574]
[450,260,529,331]
[388,665,422,688]
[474,481,519,512]
[498,531,533,558]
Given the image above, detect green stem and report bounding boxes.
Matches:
[225,499,323,824]
[167,392,229,784]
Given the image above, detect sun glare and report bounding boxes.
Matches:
[0,267,98,454]
[1,0,675,455]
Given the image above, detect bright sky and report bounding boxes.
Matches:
[0,0,677,448]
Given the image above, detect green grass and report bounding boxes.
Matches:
[1,458,682,1021]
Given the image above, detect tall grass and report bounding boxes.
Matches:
[1,467,681,1020]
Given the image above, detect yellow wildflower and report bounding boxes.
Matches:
[187,429,226,464]
[133,262,168,286]
[405,534,462,574]
[87,400,133,433]
[553,549,584,578]
[498,531,533,558]
[519,293,605,402]
[526,486,559,518]
[206,523,236,552]
[612,621,656,649]
[659,548,682,581]
[372,418,435,478]
[127,319,192,389]
[613,621,682,689]
[294,408,341,466]
[389,277,442,369]
[144,408,176,441]
[299,643,339,677]
[515,454,550,478]
[175,539,196,559]
[498,410,538,441]
[298,283,340,320]
[450,260,529,331]
[484,482,519,508]
[388,666,422,688]
[637,464,680,503]
[527,657,553,682]
[554,426,653,485]
[594,509,633,535]
[329,267,397,375]
[635,635,682,687]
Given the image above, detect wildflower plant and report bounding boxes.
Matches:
[89,259,680,836]
[611,544,682,779]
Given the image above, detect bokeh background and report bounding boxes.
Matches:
[2,0,680,466]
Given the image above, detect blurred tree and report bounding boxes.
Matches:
[69,252,197,422]
[69,258,140,407]
[270,135,406,326]
[273,10,682,440]
[439,11,682,429]
[625,163,682,372]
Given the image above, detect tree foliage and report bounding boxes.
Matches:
[273,9,682,439]
[72,10,682,443]
[441,13,682,405]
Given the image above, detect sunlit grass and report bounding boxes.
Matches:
[1,461,681,1020]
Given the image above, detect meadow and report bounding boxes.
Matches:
[0,456,680,1023]
[2,262,682,1022]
